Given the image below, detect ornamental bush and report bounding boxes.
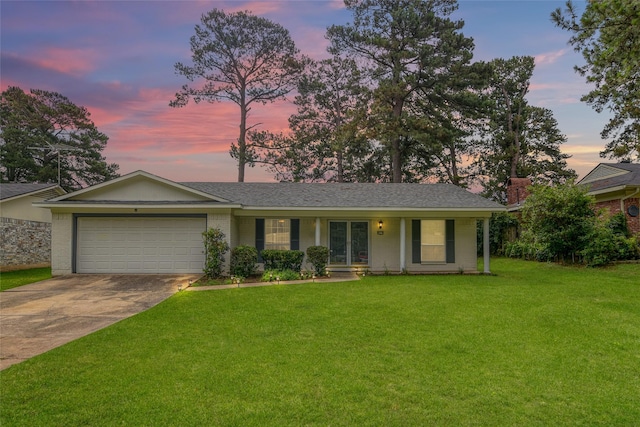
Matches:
[261,269,301,282]
[230,245,258,278]
[202,227,229,279]
[306,245,329,276]
[261,250,305,272]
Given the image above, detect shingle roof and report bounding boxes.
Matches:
[181,182,503,210]
[0,183,60,201]
[579,163,640,192]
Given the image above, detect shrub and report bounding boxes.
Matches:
[306,246,329,276]
[261,250,305,272]
[230,245,258,278]
[261,269,302,282]
[520,183,595,262]
[202,227,230,279]
[582,214,640,267]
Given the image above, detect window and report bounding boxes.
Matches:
[265,219,290,250]
[411,219,455,264]
[421,220,445,262]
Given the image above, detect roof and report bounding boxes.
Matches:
[181,182,503,210]
[0,183,64,202]
[36,170,504,212]
[578,163,640,192]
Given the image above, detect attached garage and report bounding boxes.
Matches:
[75,216,206,273]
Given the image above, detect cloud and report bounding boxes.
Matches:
[35,47,98,76]
[534,49,568,66]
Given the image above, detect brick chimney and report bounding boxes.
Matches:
[507,177,532,206]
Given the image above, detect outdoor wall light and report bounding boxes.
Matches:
[378,220,383,230]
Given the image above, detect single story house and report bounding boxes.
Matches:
[34,170,505,276]
[577,162,640,235]
[1,183,65,269]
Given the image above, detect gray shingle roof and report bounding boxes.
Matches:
[0,183,60,201]
[580,163,640,192]
[181,182,503,210]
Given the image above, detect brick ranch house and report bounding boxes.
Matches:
[506,163,640,236]
[34,170,505,276]
[577,162,640,235]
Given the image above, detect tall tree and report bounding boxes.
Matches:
[256,56,374,182]
[0,86,119,191]
[552,0,640,161]
[327,0,476,182]
[170,9,307,182]
[476,57,576,202]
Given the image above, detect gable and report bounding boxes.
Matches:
[580,164,629,185]
[51,171,228,203]
[69,175,212,202]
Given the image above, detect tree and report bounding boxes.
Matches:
[476,57,576,202]
[170,8,307,182]
[520,182,595,262]
[256,56,375,182]
[327,0,477,183]
[0,86,119,191]
[552,0,640,161]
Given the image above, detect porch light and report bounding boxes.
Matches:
[378,220,383,230]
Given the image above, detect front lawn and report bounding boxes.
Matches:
[1,259,639,425]
[0,267,51,291]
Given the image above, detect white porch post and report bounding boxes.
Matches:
[400,218,406,272]
[315,217,321,246]
[483,217,491,274]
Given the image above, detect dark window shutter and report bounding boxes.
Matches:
[446,219,455,263]
[290,219,300,250]
[412,220,421,263]
[255,218,265,262]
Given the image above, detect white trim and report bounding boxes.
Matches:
[400,218,406,271]
[0,185,65,204]
[483,218,490,274]
[33,202,241,209]
[586,185,637,197]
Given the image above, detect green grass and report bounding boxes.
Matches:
[1,259,639,426]
[0,267,51,291]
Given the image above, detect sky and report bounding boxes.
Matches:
[1,0,611,183]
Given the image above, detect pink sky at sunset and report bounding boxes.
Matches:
[1,0,613,183]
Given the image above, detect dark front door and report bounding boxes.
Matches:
[329,221,369,266]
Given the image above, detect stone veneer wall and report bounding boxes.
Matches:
[0,217,51,268]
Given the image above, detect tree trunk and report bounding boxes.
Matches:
[237,92,247,183]
[391,96,404,183]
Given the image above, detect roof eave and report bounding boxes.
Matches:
[1,185,65,203]
[34,202,242,209]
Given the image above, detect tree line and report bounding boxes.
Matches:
[2,0,637,196]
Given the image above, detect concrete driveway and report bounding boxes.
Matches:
[0,274,200,370]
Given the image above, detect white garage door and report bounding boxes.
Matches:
[76,217,206,273]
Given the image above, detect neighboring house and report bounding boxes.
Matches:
[1,183,65,269]
[35,170,505,276]
[578,162,640,235]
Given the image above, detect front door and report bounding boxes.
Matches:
[329,221,369,266]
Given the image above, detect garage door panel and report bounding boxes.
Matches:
[77,217,206,273]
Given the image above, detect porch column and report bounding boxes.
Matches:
[315,217,321,246]
[400,218,406,272]
[483,217,491,274]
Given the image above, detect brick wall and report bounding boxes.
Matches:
[0,217,51,268]
[595,197,640,235]
[507,178,532,207]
